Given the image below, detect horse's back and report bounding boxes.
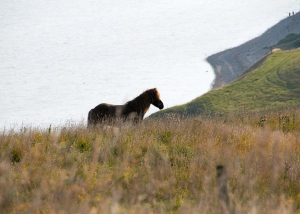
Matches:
[93,103,110,112]
[88,103,126,127]
[93,103,123,116]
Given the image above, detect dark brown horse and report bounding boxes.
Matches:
[88,88,164,126]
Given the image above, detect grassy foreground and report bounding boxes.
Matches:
[1,109,300,213]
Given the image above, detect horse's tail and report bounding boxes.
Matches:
[87,109,95,127]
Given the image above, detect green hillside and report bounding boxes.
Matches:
[274,33,300,50]
[152,50,300,117]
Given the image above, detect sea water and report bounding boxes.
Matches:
[0,0,299,129]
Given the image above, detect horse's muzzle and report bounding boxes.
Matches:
[159,102,164,110]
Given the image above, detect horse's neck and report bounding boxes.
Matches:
[129,95,151,114]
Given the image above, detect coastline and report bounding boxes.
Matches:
[207,12,300,88]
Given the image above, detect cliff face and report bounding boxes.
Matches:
[207,12,300,88]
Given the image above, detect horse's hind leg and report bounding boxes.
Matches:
[87,109,97,128]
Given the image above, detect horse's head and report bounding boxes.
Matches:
[153,98,164,110]
[151,88,164,110]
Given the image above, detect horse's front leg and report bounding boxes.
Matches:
[136,113,144,123]
[131,114,141,124]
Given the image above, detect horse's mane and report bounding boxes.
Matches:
[126,88,160,113]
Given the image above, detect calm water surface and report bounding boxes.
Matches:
[0,0,299,129]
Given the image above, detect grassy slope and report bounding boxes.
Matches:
[1,110,300,213]
[152,50,300,117]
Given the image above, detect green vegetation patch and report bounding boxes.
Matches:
[152,50,300,117]
[275,33,300,50]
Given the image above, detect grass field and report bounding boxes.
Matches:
[152,50,300,117]
[1,108,300,213]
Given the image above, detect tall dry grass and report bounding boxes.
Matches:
[1,109,300,213]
